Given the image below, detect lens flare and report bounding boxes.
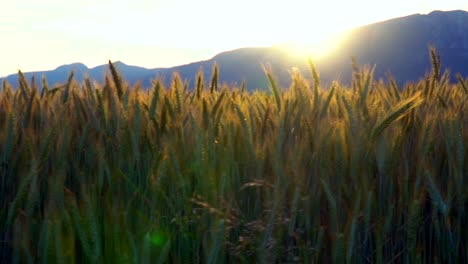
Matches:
[146,231,168,247]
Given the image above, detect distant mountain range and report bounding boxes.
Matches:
[2,10,468,90]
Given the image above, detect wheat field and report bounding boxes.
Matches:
[0,49,467,263]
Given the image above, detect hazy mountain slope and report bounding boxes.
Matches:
[1,61,156,88]
[320,10,468,84]
[152,47,306,90]
[1,47,305,91]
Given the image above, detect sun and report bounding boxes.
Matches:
[278,29,352,61]
[239,0,356,60]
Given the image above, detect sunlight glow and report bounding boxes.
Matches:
[278,29,352,60]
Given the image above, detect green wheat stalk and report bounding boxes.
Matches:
[370,92,424,140]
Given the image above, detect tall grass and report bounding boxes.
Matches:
[0,50,467,263]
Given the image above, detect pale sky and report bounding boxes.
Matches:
[1,0,467,77]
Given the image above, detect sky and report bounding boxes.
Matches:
[1,0,467,77]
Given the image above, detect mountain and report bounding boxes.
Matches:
[1,48,305,91]
[2,10,468,90]
[150,47,306,90]
[0,61,157,90]
[320,10,468,84]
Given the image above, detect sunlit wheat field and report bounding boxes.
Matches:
[0,49,467,263]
